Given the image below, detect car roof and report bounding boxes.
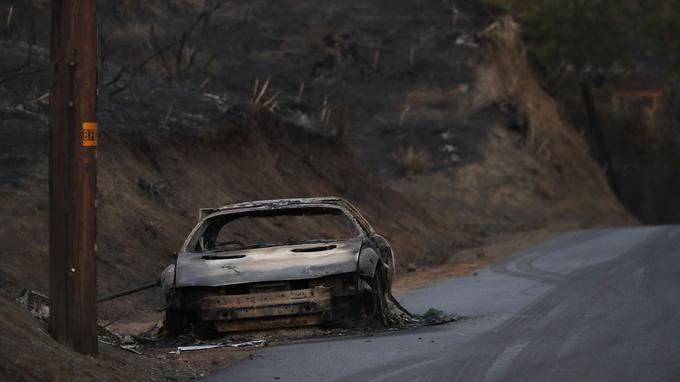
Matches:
[197,197,375,235]
[216,197,348,211]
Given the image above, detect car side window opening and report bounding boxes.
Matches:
[193,207,360,252]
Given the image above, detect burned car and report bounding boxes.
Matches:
[160,197,396,334]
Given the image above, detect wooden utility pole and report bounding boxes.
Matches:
[49,0,98,355]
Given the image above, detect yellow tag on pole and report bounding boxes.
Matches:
[82,122,97,147]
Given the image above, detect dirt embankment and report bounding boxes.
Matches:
[389,17,633,239]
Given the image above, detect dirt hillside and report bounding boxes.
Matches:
[389,17,631,238]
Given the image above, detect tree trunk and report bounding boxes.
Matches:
[579,78,619,196]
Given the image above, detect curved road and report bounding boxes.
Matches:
[207,226,680,381]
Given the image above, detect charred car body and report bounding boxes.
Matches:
[160,197,395,334]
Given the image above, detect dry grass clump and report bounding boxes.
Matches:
[393,146,431,175]
[250,77,280,112]
[320,96,334,130]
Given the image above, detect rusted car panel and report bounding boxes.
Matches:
[163,197,395,334]
[199,287,331,332]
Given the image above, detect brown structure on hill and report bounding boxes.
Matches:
[612,74,665,128]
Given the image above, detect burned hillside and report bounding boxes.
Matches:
[0,41,464,321]
[0,0,637,379]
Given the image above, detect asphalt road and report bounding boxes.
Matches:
[206,226,680,381]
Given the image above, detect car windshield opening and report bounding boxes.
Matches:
[191,207,360,253]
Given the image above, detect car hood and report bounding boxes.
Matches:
[174,238,363,288]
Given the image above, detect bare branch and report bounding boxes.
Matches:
[0,69,44,85]
[108,41,178,97]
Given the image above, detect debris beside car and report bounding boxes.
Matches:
[172,339,269,354]
[16,289,49,321]
[176,344,224,353]
[228,339,268,348]
[416,307,460,326]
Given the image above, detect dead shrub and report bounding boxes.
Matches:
[393,146,431,175]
